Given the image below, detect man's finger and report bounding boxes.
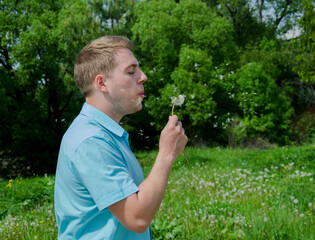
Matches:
[167,115,179,126]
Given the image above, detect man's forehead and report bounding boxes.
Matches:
[115,48,139,67]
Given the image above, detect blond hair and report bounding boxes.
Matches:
[74,36,134,97]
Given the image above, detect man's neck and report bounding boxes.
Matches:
[85,97,122,123]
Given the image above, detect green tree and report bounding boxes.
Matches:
[201,0,271,47]
[90,0,138,37]
[294,0,315,83]
[258,0,303,35]
[0,0,101,177]
[228,63,293,144]
[132,0,237,145]
[0,0,143,178]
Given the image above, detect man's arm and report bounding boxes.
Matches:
[108,115,187,233]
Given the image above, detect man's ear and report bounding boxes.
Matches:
[94,74,109,93]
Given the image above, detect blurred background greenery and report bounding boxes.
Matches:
[0,0,314,179]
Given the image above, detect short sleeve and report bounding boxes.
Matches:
[71,135,139,211]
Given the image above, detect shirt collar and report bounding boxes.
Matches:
[80,103,126,137]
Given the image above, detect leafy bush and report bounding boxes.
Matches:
[227,63,293,144]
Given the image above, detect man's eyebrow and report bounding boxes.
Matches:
[125,62,139,69]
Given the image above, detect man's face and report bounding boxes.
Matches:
[105,48,147,118]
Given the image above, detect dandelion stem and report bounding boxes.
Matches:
[172,104,189,166]
[183,150,190,166]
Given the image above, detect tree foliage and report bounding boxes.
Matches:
[0,0,129,178]
[294,0,315,83]
[0,0,313,178]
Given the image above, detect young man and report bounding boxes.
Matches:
[54,36,187,239]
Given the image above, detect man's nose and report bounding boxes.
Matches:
[138,70,147,84]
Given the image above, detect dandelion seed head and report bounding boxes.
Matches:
[171,95,185,106]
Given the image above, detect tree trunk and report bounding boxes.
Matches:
[256,0,264,23]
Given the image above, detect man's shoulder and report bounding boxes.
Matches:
[61,114,117,154]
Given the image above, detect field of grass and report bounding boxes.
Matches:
[0,145,314,239]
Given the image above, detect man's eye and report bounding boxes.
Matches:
[128,72,135,75]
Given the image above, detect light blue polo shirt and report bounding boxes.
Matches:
[54,103,151,240]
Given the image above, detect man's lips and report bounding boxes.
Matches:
[139,92,145,99]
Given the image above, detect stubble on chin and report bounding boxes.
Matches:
[125,97,143,115]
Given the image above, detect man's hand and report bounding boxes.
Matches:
[159,115,188,164]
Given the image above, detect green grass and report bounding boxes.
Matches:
[1,145,314,239]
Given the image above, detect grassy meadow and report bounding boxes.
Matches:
[0,145,314,239]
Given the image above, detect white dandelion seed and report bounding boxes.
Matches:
[171,95,185,106]
[136,97,143,106]
[294,199,299,204]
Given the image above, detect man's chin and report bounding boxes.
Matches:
[127,104,143,115]
[135,104,143,112]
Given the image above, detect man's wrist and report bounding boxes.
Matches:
[156,152,175,169]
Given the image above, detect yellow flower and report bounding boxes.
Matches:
[9,179,13,182]
[6,182,12,188]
